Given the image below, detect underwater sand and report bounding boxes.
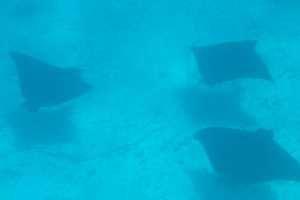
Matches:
[1,0,300,199]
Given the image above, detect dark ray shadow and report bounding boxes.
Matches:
[183,85,256,127]
[10,106,77,148]
[187,170,275,200]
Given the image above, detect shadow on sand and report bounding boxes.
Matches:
[187,170,275,200]
[183,85,256,127]
[11,106,77,148]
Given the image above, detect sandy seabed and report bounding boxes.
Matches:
[1,0,300,199]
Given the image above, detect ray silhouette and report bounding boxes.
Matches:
[194,127,300,189]
[190,40,275,87]
[9,51,92,111]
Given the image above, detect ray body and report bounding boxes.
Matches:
[190,40,274,87]
[9,51,92,111]
[194,127,300,188]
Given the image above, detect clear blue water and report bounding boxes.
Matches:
[0,0,300,199]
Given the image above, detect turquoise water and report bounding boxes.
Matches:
[0,0,300,199]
